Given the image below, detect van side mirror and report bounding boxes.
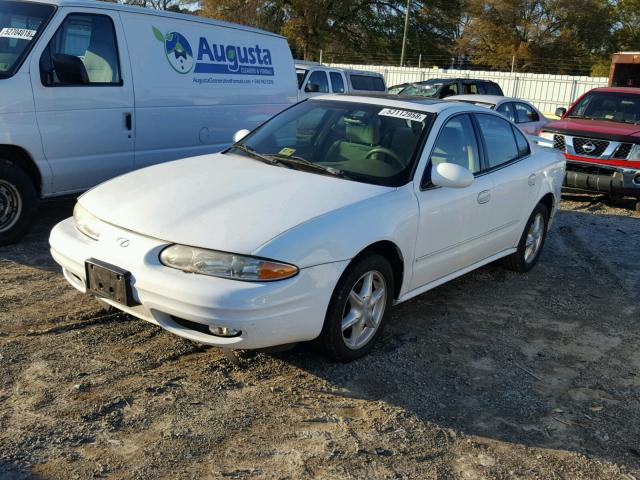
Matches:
[555,107,567,118]
[431,162,474,188]
[305,83,320,93]
[233,129,251,143]
[51,54,89,85]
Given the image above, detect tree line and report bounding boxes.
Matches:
[118,0,640,76]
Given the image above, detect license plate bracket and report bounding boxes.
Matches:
[85,258,136,306]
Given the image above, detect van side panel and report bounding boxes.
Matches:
[120,12,298,169]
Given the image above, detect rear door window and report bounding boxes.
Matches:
[329,71,345,93]
[475,114,520,169]
[496,102,516,122]
[462,82,478,94]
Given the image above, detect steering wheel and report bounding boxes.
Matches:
[365,147,404,169]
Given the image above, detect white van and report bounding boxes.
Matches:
[296,63,386,99]
[0,0,297,244]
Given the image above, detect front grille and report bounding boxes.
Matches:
[612,143,633,159]
[553,134,566,151]
[572,137,609,157]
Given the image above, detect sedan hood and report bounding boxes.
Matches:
[80,153,391,254]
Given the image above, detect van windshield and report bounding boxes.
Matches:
[0,0,54,78]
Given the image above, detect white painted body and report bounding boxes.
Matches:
[296,63,386,99]
[50,96,566,349]
[446,95,550,136]
[1,0,297,197]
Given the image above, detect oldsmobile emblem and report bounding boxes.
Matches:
[117,237,130,248]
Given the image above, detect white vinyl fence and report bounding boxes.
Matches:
[327,63,608,114]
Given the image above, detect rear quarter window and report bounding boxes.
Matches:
[350,74,385,91]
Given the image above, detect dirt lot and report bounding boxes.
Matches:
[1,194,639,480]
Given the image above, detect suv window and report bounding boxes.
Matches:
[462,82,478,94]
[428,114,480,179]
[307,70,329,93]
[486,82,503,95]
[496,102,516,122]
[40,14,121,86]
[440,82,458,98]
[350,74,385,91]
[329,72,345,93]
[514,102,539,123]
[476,114,520,169]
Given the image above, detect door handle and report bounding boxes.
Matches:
[477,190,491,204]
[528,174,536,186]
[125,112,132,131]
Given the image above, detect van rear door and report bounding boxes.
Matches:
[29,7,134,194]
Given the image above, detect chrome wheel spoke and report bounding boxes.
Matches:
[523,213,544,264]
[342,270,387,350]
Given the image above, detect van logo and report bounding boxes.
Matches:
[153,27,194,74]
[152,26,274,77]
[582,142,596,154]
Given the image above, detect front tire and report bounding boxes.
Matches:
[0,160,38,246]
[502,203,549,273]
[318,254,394,362]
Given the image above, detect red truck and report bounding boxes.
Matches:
[540,87,640,212]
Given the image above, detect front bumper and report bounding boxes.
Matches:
[563,160,640,197]
[49,218,347,349]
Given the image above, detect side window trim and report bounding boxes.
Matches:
[472,112,530,175]
[40,12,123,87]
[420,112,481,190]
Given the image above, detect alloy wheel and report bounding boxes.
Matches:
[341,270,387,350]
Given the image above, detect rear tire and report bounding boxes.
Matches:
[502,203,549,273]
[318,254,393,362]
[0,160,38,246]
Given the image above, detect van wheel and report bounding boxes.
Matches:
[318,254,393,362]
[502,203,549,273]
[0,160,38,246]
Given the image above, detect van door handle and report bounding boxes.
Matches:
[125,112,132,131]
[528,173,536,186]
[477,190,491,204]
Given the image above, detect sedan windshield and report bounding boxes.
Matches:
[0,0,54,77]
[568,92,640,124]
[231,100,433,187]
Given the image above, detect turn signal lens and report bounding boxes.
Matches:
[159,245,298,281]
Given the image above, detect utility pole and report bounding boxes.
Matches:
[400,0,411,67]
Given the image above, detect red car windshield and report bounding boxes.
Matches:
[568,91,640,125]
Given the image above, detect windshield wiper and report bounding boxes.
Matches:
[267,154,346,178]
[230,144,280,166]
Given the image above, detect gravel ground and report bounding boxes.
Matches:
[0,193,639,479]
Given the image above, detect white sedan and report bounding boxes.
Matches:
[49,96,565,361]
[445,95,550,136]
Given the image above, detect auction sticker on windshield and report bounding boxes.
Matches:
[0,27,37,40]
[379,108,427,122]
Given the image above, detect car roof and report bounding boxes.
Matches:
[18,0,284,38]
[310,94,496,115]
[589,87,640,94]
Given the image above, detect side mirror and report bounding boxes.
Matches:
[233,129,251,143]
[431,162,474,189]
[555,107,567,118]
[51,54,89,85]
[304,82,320,93]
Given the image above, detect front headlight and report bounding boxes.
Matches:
[539,131,555,142]
[159,245,299,281]
[628,144,640,160]
[73,203,102,241]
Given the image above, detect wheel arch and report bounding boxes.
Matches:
[0,145,42,196]
[538,191,555,218]
[353,240,405,300]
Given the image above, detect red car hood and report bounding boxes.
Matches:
[544,118,640,141]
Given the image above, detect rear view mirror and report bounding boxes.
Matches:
[555,107,567,118]
[305,83,320,93]
[233,129,251,143]
[431,162,474,189]
[51,54,89,85]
